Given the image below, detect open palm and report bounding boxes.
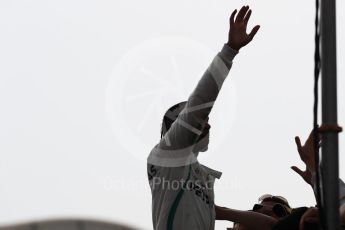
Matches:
[227,6,260,51]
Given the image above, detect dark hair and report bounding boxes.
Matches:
[160,101,187,138]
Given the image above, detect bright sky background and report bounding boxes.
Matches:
[0,0,344,229]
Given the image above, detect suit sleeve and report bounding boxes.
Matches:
[148,44,238,167]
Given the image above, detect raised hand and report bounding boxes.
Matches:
[291,128,319,186]
[227,6,260,51]
[291,164,313,186]
[291,125,342,185]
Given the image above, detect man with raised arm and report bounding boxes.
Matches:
[147,6,260,230]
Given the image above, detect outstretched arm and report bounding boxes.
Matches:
[215,205,276,230]
[148,6,260,167]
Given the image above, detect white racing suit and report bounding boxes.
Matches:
[147,44,238,230]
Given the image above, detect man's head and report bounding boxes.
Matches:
[228,195,291,230]
[252,194,292,219]
[161,101,210,153]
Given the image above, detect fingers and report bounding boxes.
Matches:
[243,9,252,23]
[295,136,303,153]
[305,129,322,150]
[306,129,317,143]
[248,25,260,41]
[230,9,237,26]
[235,5,249,23]
[291,166,304,177]
[319,124,343,133]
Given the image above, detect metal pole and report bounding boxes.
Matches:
[320,0,340,229]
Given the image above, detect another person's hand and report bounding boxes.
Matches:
[291,125,342,186]
[291,129,317,185]
[227,6,260,51]
[291,165,313,186]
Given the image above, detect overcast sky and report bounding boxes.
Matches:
[0,0,344,229]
